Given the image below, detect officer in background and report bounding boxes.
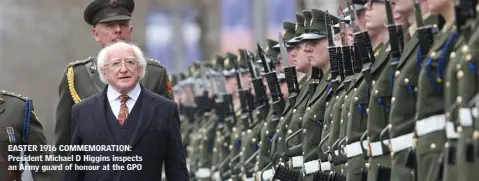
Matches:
[0,91,55,181]
[54,0,173,167]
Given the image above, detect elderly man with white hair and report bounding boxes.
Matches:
[63,41,189,181]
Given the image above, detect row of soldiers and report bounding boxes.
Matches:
[175,0,479,181]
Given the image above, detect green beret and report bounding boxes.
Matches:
[84,0,135,26]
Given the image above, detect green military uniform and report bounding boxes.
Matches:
[326,4,367,175]
[388,15,438,181]
[219,53,244,180]
[196,111,217,180]
[0,91,55,181]
[455,13,479,181]
[296,9,338,180]
[256,39,286,180]
[415,21,461,181]
[238,49,271,180]
[54,0,172,159]
[345,42,389,181]
[270,20,304,167]
[283,10,336,170]
[442,16,478,181]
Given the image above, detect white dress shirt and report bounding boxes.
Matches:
[107,83,142,119]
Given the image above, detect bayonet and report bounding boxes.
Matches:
[346,0,361,32]
[245,50,257,79]
[257,43,271,73]
[278,33,290,67]
[413,0,424,27]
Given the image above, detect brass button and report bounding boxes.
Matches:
[342,104,345,108]
[313,114,317,119]
[404,78,409,84]
[266,130,269,134]
[462,45,469,53]
[293,109,297,113]
[473,130,479,139]
[391,97,395,103]
[430,52,437,58]
[395,71,400,77]
[430,143,436,149]
[456,63,462,70]
[288,130,292,134]
[450,52,456,59]
[252,138,257,143]
[457,70,464,79]
[264,122,267,126]
[375,90,379,95]
[345,95,348,99]
[307,107,311,111]
[372,80,376,86]
[299,117,303,120]
[457,96,462,103]
[303,129,307,134]
[341,119,344,125]
[446,81,450,87]
[354,88,358,92]
[326,102,329,106]
[354,97,359,101]
[281,117,284,120]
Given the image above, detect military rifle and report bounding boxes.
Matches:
[232,53,253,129]
[279,33,301,106]
[256,43,285,115]
[413,0,435,56]
[385,0,404,68]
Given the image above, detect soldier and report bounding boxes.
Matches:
[54,0,173,164]
[456,3,479,181]
[256,38,288,181]
[414,0,460,180]
[362,0,409,180]
[270,19,308,170]
[0,91,55,181]
[326,1,368,177]
[443,1,478,181]
[238,47,271,181]
[297,9,341,181]
[324,9,358,176]
[344,0,391,180]
[387,0,437,180]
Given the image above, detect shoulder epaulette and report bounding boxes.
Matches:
[67,57,93,67]
[1,90,29,101]
[146,58,164,67]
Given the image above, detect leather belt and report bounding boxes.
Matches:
[345,141,368,158]
[416,114,446,136]
[390,133,414,152]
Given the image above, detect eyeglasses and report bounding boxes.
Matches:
[105,58,138,69]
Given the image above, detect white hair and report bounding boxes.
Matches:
[97,41,147,84]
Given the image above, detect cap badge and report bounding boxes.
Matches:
[110,0,119,7]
